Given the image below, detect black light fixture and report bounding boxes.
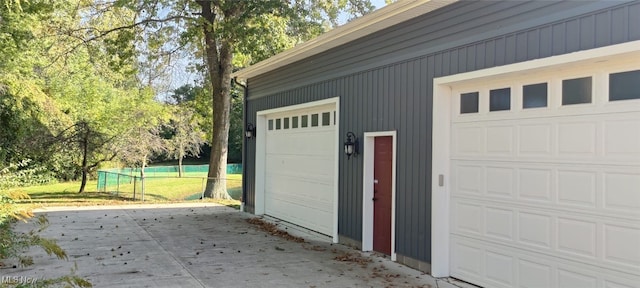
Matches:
[246,123,256,139]
[344,132,359,159]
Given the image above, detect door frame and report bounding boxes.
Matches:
[362,131,397,261]
[430,41,640,278]
[254,97,340,243]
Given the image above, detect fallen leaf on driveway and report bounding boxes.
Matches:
[246,218,305,243]
[333,252,372,268]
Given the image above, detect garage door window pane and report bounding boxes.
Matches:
[268,119,273,130]
[275,119,281,130]
[292,116,299,128]
[490,88,511,111]
[610,70,640,101]
[301,115,308,127]
[460,92,479,114]
[322,112,331,126]
[523,83,548,109]
[311,114,319,127]
[562,77,592,105]
[283,117,289,129]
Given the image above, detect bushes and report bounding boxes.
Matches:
[0,161,91,287]
[0,160,55,190]
[0,160,65,266]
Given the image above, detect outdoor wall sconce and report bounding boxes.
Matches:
[344,132,359,159]
[245,123,256,139]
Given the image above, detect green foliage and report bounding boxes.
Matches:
[0,214,66,268]
[1,0,376,188]
[32,273,93,288]
[0,160,54,191]
[0,160,91,287]
[164,106,207,168]
[228,87,244,163]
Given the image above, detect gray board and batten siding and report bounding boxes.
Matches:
[243,0,640,265]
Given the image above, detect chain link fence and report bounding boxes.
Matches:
[96,164,242,201]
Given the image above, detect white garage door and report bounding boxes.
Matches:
[449,59,640,287]
[264,103,336,236]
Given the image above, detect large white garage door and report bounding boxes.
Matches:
[449,58,640,287]
[264,103,336,236]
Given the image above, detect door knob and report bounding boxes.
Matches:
[372,197,378,201]
[374,179,379,184]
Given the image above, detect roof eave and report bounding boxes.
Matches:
[232,0,457,81]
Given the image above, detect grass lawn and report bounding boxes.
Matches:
[111,174,242,201]
[9,174,242,209]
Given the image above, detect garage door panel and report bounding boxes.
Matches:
[557,122,598,157]
[453,126,485,155]
[485,207,514,241]
[518,258,552,288]
[517,211,552,249]
[451,164,484,196]
[266,175,333,204]
[451,201,640,276]
[558,269,597,288]
[518,124,553,156]
[452,160,640,219]
[557,170,597,207]
[485,250,515,286]
[518,168,553,202]
[264,199,332,235]
[266,179,332,201]
[556,217,597,258]
[266,172,333,190]
[604,224,640,267]
[486,167,515,198]
[486,126,514,156]
[604,118,640,158]
[266,130,334,156]
[452,234,640,288]
[265,154,334,178]
[451,240,484,277]
[452,201,483,236]
[265,188,332,213]
[455,112,640,164]
[263,105,336,237]
[603,172,640,212]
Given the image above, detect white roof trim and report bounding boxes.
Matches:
[233,0,458,80]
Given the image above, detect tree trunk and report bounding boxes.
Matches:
[200,1,232,199]
[178,155,183,178]
[141,156,147,201]
[79,168,88,193]
[79,122,89,193]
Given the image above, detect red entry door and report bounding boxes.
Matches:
[373,136,393,255]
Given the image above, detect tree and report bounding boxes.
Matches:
[116,91,169,179]
[119,126,166,178]
[191,1,375,198]
[165,106,206,177]
[5,0,375,199]
[52,121,118,193]
[1,0,150,188]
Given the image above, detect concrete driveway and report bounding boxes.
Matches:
[4,203,461,287]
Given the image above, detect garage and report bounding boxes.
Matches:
[254,99,339,239]
[433,44,640,287]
